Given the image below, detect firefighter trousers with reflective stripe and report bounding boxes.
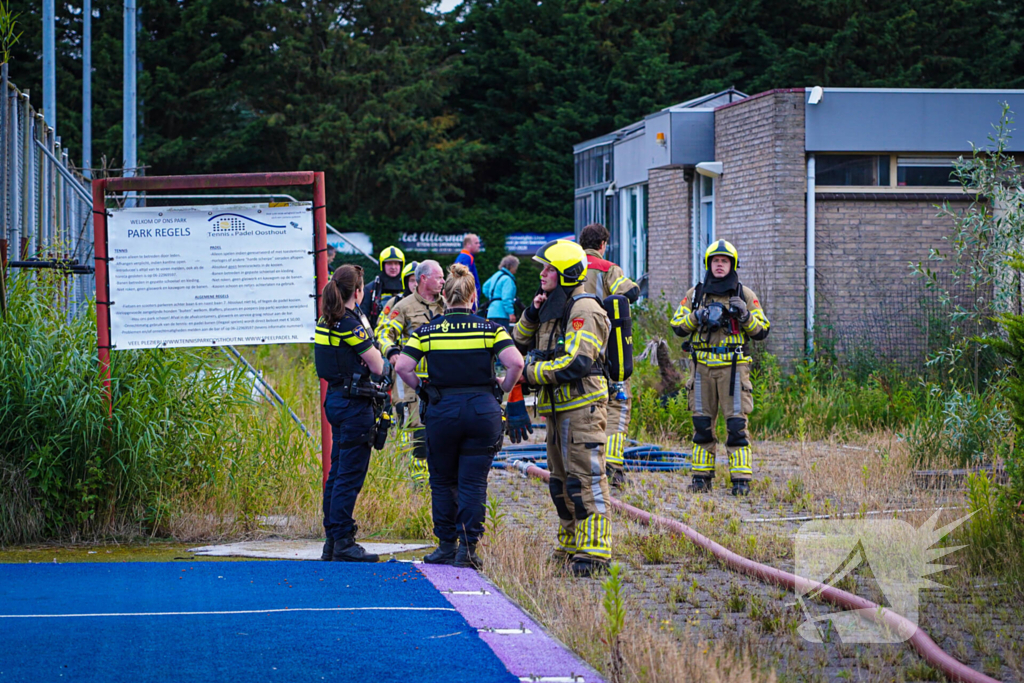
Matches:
[395,381,428,484]
[546,402,612,561]
[604,379,631,470]
[686,362,755,481]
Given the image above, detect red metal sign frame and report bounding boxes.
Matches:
[92,171,333,483]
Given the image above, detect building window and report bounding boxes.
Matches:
[618,184,647,281]
[897,156,957,186]
[574,195,592,233]
[816,155,889,186]
[574,145,613,190]
[697,175,715,279]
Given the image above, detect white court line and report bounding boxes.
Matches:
[0,606,457,619]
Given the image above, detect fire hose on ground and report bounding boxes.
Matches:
[493,444,691,472]
[510,460,1000,683]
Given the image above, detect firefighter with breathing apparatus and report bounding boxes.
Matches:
[374,260,419,340]
[510,239,632,577]
[670,240,770,496]
[360,246,406,329]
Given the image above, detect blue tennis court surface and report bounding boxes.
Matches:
[0,561,519,682]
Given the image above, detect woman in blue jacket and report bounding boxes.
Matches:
[483,255,519,329]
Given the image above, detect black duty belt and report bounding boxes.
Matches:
[692,346,744,354]
[435,386,494,397]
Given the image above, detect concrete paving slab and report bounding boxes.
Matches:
[188,539,431,560]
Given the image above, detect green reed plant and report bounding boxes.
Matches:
[0,272,250,542]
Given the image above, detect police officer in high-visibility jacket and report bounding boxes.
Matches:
[394,264,525,568]
[670,240,770,496]
[512,239,612,577]
[377,260,445,485]
[579,223,640,490]
[315,264,390,562]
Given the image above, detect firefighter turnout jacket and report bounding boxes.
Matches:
[513,286,610,414]
[377,291,445,377]
[583,249,640,303]
[670,285,770,367]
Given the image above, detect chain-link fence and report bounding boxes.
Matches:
[815,270,1001,378]
[1,64,95,319]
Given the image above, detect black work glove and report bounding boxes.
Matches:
[729,296,751,323]
[504,393,533,444]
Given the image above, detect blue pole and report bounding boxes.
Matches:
[82,0,91,177]
[123,0,137,205]
[43,0,56,132]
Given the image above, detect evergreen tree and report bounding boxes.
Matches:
[241,0,483,217]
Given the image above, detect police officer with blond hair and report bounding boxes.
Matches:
[395,264,525,568]
[671,240,770,496]
[512,239,612,577]
[579,223,640,490]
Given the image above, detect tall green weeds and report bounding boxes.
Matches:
[1,271,429,544]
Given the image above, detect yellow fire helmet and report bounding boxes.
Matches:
[704,239,740,270]
[534,239,588,287]
[378,245,406,271]
[401,261,419,284]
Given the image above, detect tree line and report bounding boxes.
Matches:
[7,0,1024,228]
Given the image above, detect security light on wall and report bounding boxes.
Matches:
[695,162,723,178]
[605,182,617,197]
[808,86,824,105]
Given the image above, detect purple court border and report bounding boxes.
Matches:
[417,564,605,683]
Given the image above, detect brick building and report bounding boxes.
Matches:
[574,87,1024,367]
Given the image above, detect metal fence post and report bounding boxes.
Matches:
[2,63,8,260]
[9,88,20,268]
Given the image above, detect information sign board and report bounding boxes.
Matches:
[106,202,316,349]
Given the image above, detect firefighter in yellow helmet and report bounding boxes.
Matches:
[374,261,419,340]
[360,246,406,329]
[670,240,770,496]
[512,239,612,576]
[579,223,640,490]
[377,260,445,486]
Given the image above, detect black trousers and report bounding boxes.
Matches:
[424,392,502,544]
[322,392,375,540]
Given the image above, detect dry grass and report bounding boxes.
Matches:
[480,522,773,683]
[164,439,433,543]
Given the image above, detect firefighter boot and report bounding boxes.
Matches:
[606,465,628,491]
[569,555,608,578]
[320,536,335,561]
[687,475,713,493]
[731,480,750,497]
[453,542,483,569]
[332,535,380,562]
[423,540,458,565]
